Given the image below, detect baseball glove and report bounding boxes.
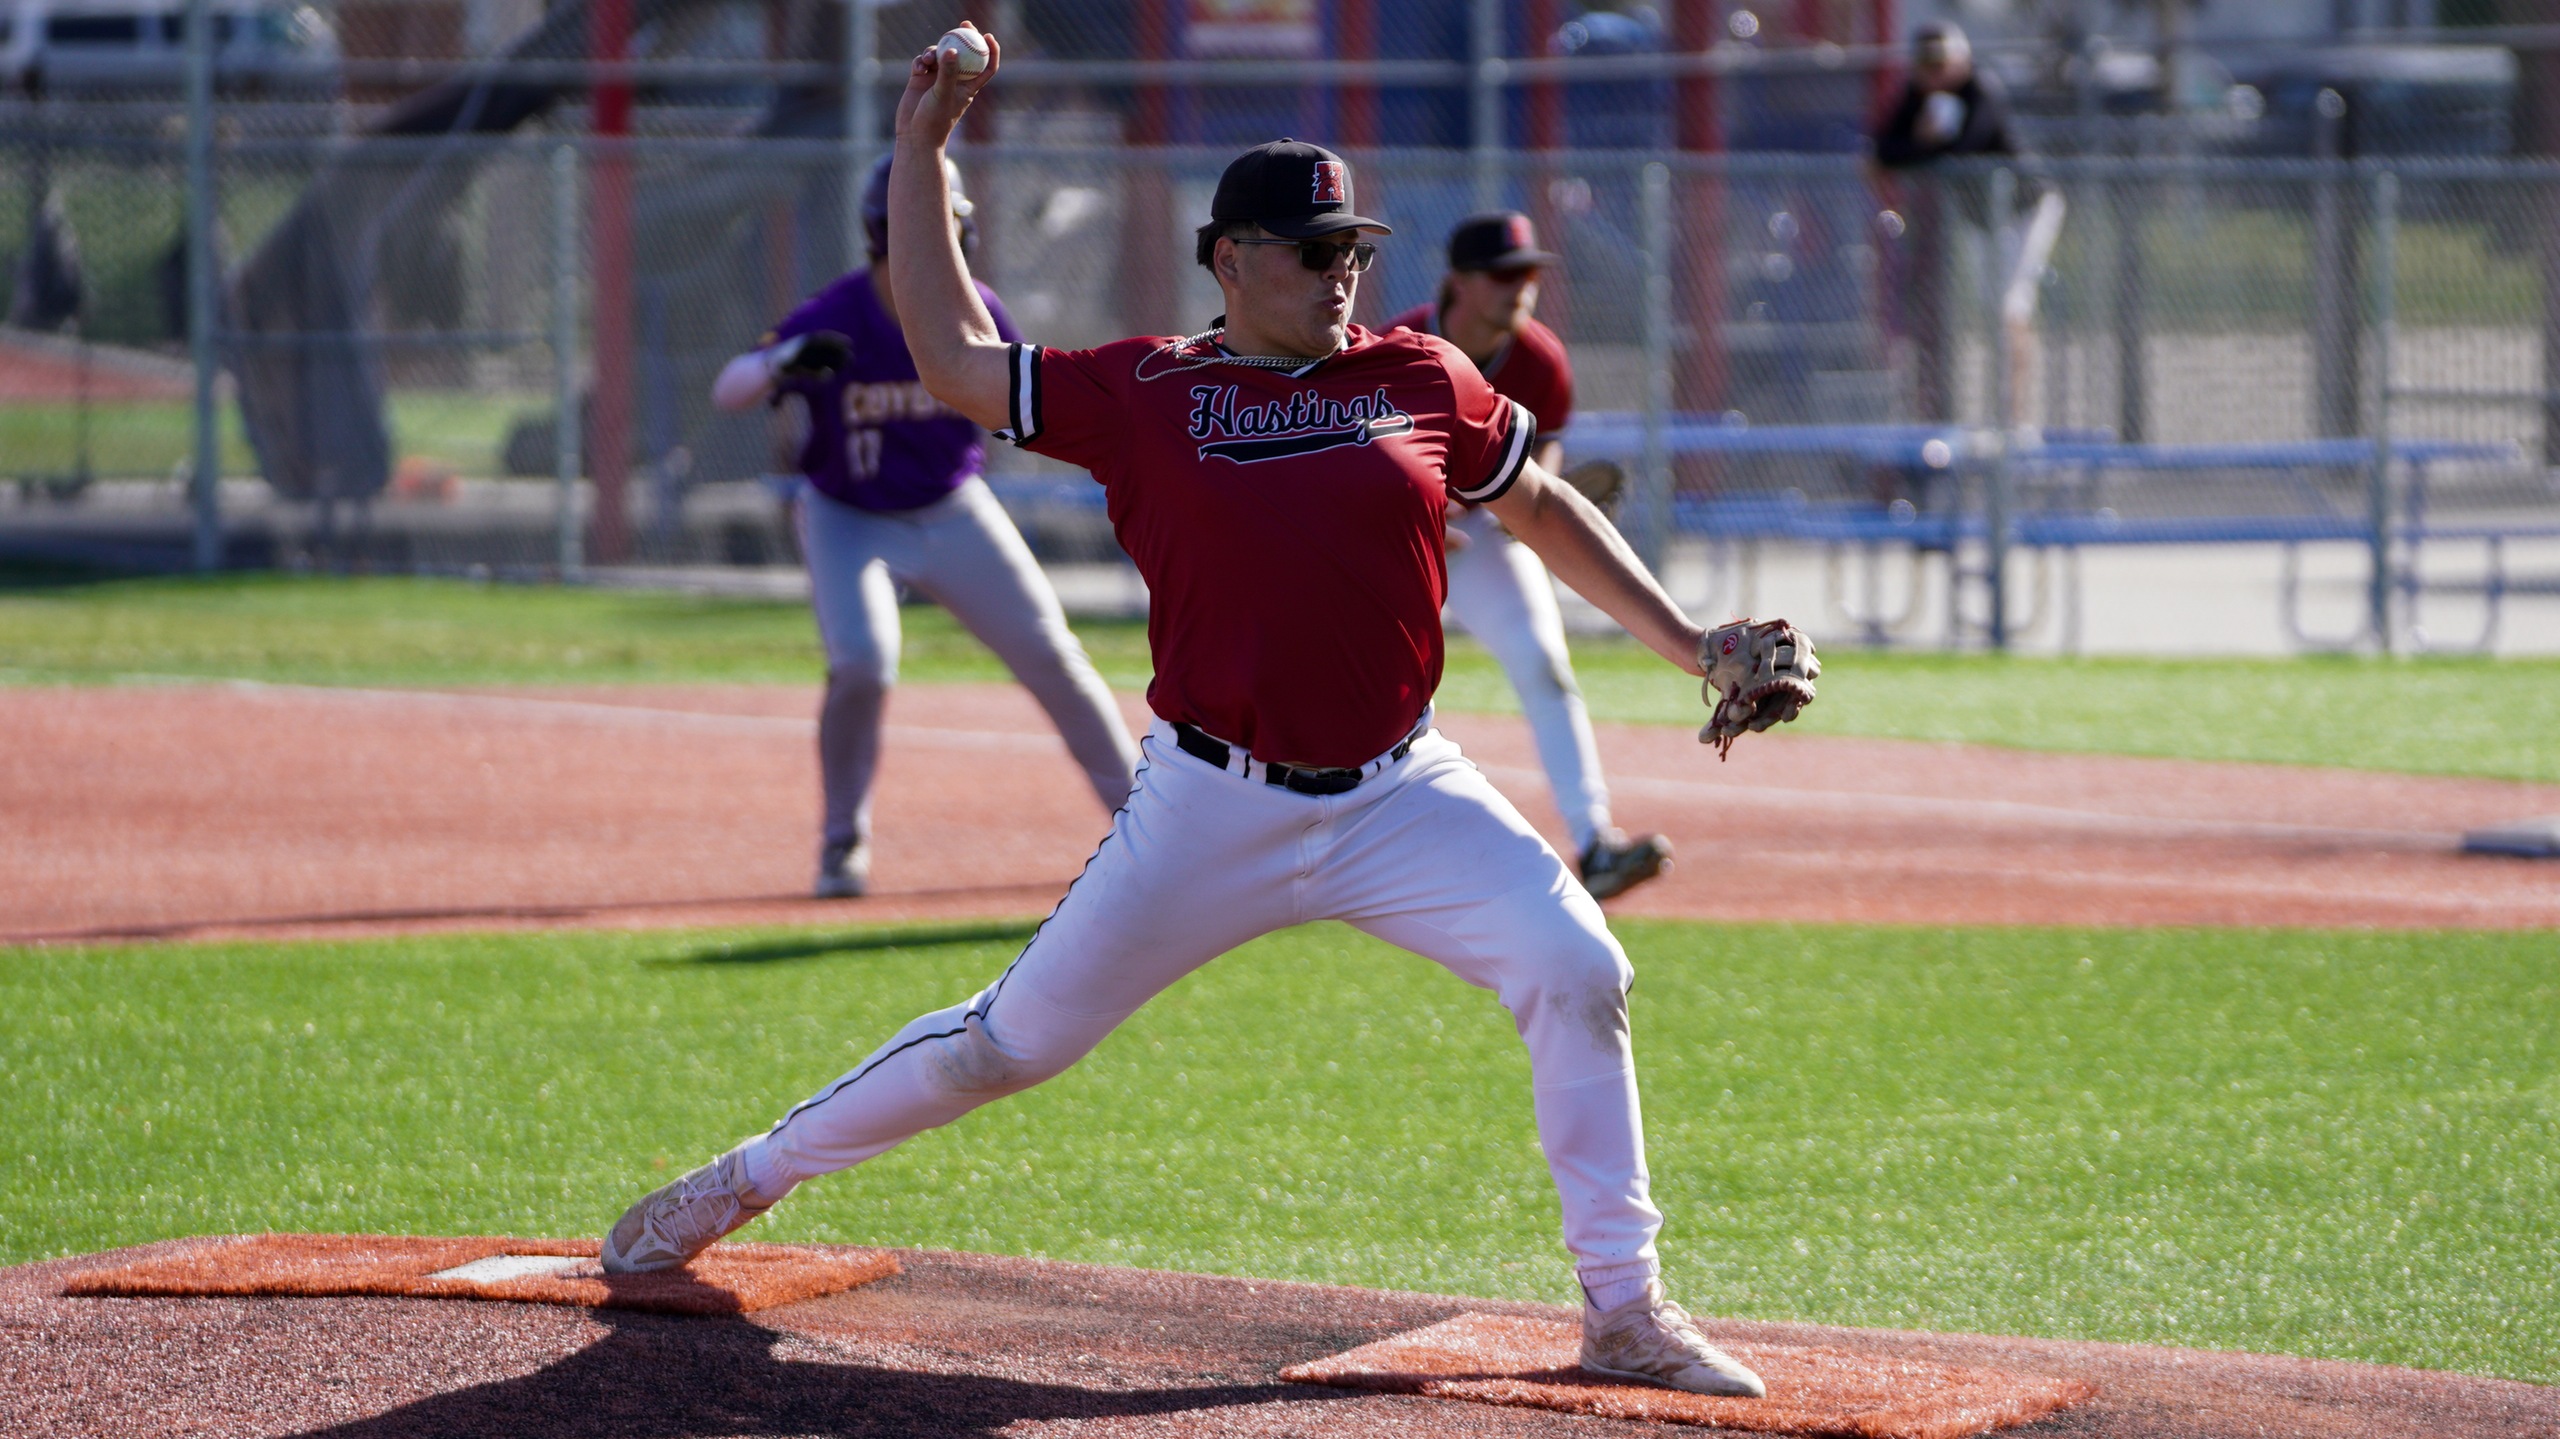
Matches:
[770,330,853,381]
[1698,618,1819,760]
[1560,459,1627,511]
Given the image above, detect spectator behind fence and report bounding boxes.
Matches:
[1871,22,2062,435]
[1874,21,2017,174]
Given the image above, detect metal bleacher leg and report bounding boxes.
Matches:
[1693,538,1730,620]
[2402,533,2505,655]
[2062,545,2083,654]
[2280,541,2367,652]
[2484,534,2509,652]
[1935,532,1955,645]
[2004,545,2053,641]
[1824,539,1924,645]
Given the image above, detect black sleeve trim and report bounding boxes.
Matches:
[1450,399,1535,504]
[994,343,1043,444]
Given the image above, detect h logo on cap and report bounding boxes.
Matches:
[1506,215,1534,249]
[1311,161,1346,205]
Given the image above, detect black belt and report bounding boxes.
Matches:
[1172,721,1418,796]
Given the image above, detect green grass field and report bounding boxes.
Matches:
[5,918,2552,1381]
[0,394,534,483]
[4,572,2557,781]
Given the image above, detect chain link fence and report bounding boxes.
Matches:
[4,118,2557,647]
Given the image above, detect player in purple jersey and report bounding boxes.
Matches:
[712,153,1137,898]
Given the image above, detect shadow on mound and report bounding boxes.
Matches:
[282,1306,1332,1438]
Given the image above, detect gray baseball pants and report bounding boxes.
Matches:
[798,478,1138,854]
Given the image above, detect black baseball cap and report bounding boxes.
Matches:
[1208,139,1391,239]
[1448,211,1562,273]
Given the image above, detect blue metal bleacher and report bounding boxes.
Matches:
[988,413,2545,650]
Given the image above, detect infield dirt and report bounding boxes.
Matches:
[9,1239,2553,1438]
[6,679,2559,944]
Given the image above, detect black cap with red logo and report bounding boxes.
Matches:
[1207,139,1392,239]
[1447,211,1562,273]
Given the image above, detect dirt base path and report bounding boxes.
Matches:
[6,1238,2550,1438]
[7,680,2558,945]
[0,328,193,403]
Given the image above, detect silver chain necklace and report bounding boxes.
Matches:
[1136,328,1340,382]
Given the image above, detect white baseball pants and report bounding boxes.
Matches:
[1444,504,1613,856]
[740,715,1665,1300]
[798,478,1138,851]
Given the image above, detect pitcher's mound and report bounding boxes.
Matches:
[59,1233,898,1316]
[1284,1311,2095,1437]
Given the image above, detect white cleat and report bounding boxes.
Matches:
[600,1146,778,1274]
[1579,1279,1767,1398]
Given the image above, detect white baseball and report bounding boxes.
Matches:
[936,28,989,77]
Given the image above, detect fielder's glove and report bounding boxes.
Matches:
[1559,459,1627,512]
[769,330,852,382]
[1698,618,1819,760]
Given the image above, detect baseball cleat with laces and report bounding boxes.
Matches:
[1578,830,1672,902]
[1580,1278,1767,1398]
[600,1146,780,1274]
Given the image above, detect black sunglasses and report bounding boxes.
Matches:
[1231,236,1379,273]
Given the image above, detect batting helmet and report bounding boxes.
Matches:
[860,153,977,261]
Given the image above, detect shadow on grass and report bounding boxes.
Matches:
[0,559,128,591]
[650,920,1042,969]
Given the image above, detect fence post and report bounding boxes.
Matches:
[552,144,585,577]
[1636,161,1673,572]
[2310,89,2360,439]
[2111,129,2148,442]
[1986,165,2015,650]
[845,0,877,272]
[184,0,220,572]
[2368,169,2399,654]
[1469,0,1504,210]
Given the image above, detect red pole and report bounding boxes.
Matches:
[1868,0,1901,118]
[1865,0,1902,417]
[765,0,795,315]
[1672,0,1725,421]
[1524,0,1560,149]
[1124,0,1174,338]
[1337,0,1376,148]
[587,0,633,563]
[1523,0,1563,334]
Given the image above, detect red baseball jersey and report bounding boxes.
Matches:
[1387,303,1575,437]
[998,325,1535,767]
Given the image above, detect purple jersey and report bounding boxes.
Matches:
[768,270,1023,512]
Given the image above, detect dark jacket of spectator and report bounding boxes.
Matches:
[1872,70,2018,169]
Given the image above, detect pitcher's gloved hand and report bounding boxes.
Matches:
[1560,459,1627,511]
[769,330,852,381]
[1697,618,1819,760]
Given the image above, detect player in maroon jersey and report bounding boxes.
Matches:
[600,27,1810,1400]
[1390,213,1672,902]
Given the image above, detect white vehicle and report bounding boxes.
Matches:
[0,0,339,97]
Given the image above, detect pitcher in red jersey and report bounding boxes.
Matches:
[599,26,1808,1401]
